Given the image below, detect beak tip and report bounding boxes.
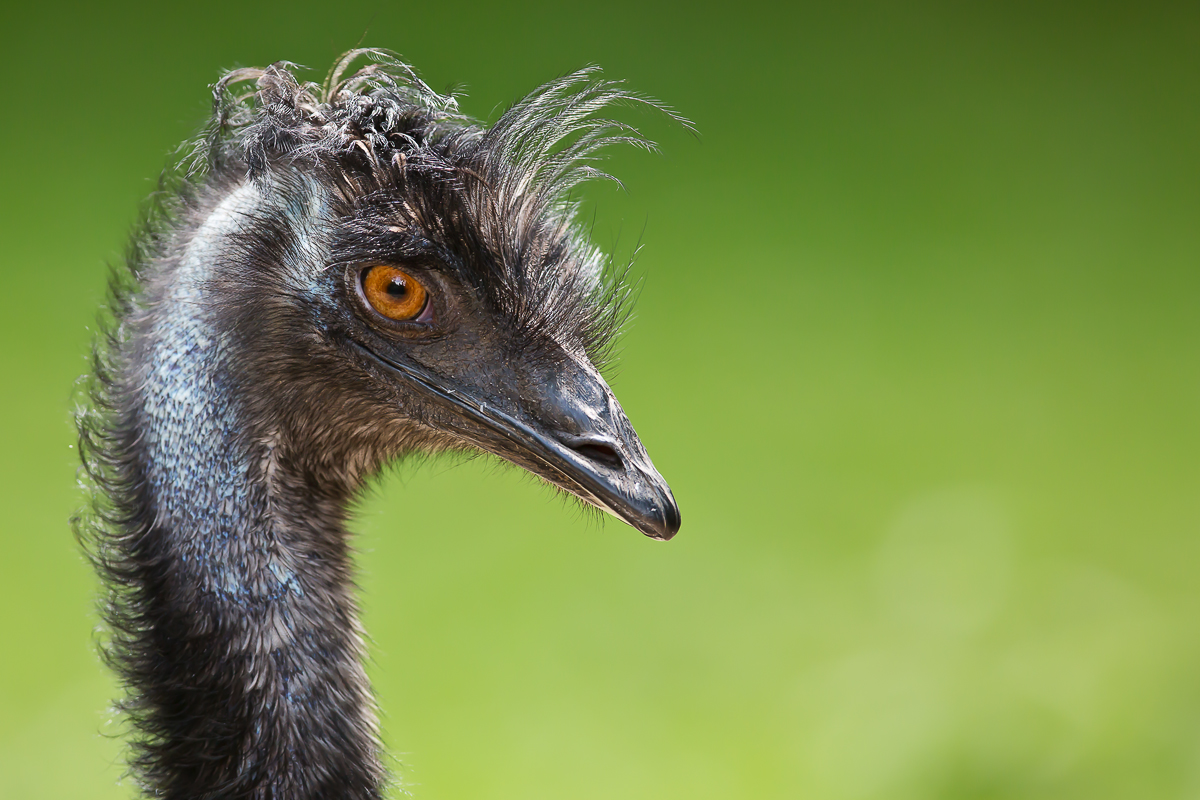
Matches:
[642,495,681,541]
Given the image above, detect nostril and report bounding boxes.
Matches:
[570,440,624,470]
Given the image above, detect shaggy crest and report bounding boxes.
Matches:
[193,48,688,365]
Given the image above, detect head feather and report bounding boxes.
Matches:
[192,49,689,367]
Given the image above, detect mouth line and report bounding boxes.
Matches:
[350,339,655,531]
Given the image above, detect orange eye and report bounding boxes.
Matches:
[361,265,429,322]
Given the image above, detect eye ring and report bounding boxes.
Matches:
[359,265,433,323]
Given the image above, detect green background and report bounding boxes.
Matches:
[3,2,1199,798]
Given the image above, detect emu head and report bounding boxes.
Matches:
[187,51,680,539]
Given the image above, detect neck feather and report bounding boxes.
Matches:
[102,182,384,800]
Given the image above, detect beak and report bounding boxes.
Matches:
[355,342,681,540]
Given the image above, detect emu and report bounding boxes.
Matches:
[77,50,681,799]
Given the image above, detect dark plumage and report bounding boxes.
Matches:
[75,50,682,799]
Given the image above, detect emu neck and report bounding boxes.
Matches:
[129,183,382,800]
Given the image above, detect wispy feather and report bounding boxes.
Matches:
[195,49,689,366]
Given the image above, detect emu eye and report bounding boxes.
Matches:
[361,265,430,322]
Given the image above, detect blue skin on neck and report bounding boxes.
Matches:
[140,183,301,603]
[133,181,376,745]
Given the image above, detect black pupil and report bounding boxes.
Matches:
[386,278,408,298]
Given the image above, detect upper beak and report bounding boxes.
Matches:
[355,343,681,540]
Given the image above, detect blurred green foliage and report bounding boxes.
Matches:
[2,1,1199,798]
